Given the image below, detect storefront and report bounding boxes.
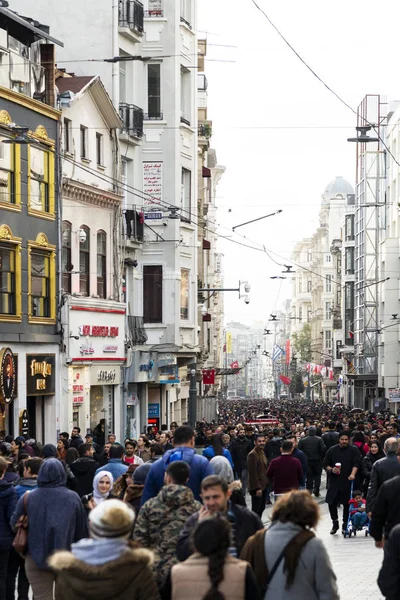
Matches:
[26,354,56,441]
[63,298,126,440]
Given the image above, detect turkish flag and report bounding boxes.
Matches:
[230,361,239,368]
[279,375,292,386]
[202,369,215,385]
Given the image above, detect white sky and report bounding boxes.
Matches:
[198,0,400,326]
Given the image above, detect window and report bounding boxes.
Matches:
[30,250,50,318]
[345,246,354,275]
[307,307,312,322]
[325,301,331,320]
[325,254,331,263]
[181,168,191,222]
[28,146,53,215]
[325,274,332,293]
[298,306,302,323]
[62,222,72,293]
[180,0,192,26]
[79,226,90,296]
[119,59,126,104]
[180,66,191,124]
[180,269,189,320]
[0,137,20,208]
[64,118,72,153]
[298,278,302,293]
[143,265,162,323]
[0,226,21,321]
[80,125,88,159]
[147,64,161,119]
[96,133,103,166]
[345,215,355,241]
[97,231,107,298]
[307,278,312,292]
[325,330,332,350]
[307,250,312,262]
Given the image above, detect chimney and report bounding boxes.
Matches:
[40,44,55,107]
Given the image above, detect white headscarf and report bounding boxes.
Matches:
[92,470,114,505]
[210,456,234,483]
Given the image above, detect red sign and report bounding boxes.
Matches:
[79,326,119,338]
[202,369,215,385]
[285,340,291,365]
[73,396,84,405]
[230,361,239,369]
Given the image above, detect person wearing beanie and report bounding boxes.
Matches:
[10,458,88,600]
[48,499,160,600]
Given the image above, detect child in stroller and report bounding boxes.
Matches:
[348,489,368,530]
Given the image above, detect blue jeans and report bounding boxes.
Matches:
[351,511,368,528]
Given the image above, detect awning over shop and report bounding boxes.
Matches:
[214,367,240,376]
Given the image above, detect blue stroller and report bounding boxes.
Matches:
[343,481,370,538]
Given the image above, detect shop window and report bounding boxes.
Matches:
[28,233,56,323]
[79,226,90,296]
[180,268,189,319]
[62,221,72,293]
[0,136,20,210]
[0,225,22,321]
[97,231,107,298]
[28,145,55,217]
[143,265,162,323]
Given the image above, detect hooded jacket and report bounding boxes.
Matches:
[48,545,160,600]
[70,457,100,497]
[15,477,38,498]
[140,447,214,505]
[134,484,201,585]
[11,458,89,569]
[0,479,17,548]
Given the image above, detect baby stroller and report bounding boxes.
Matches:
[343,481,370,538]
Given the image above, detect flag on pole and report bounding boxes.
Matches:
[230,360,239,368]
[272,344,284,362]
[285,339,291,365]
[202,369,215,385]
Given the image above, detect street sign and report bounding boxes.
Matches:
[144,212,163,220]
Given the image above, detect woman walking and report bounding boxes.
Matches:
[202,434,234,468]
[361,441,384,495]
[82,471,114,514]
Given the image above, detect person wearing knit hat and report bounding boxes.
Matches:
[49,500,160,600]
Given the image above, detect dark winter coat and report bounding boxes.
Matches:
[230,437,253,474]
[265,437,283,461]
[370,475,400,542]
[298,432,326,462]
[323,444,361,505]
[48,546,160,600]
[366,453,400,513]
[70,458,100,497]
[0,479,18,549]
[322,430,339,450]
[378,523,400,600]
[292,448,308,487]
[176,503,263,562]
[141,447,214,505]
[69,435,84,450]
[11,459,89,569]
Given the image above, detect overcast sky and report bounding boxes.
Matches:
[198,0,400,326]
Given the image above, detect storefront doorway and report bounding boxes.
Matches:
[90,385,115,438]
[27,396,45,442]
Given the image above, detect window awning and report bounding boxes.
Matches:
[214,367,241,376]
[202,166,211,178]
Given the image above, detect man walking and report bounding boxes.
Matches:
[141,425,214,504]
[323,431,361,534]
[266,440,303,498]
[367,437,400,515]
[70,443,100,497]
[285,434,308,489]
[230,426,253,495]
[133,461,200,586]
[247,434,268,517]
[370,474,400,548]
[322,422,339,449]
[298,426,326,497]
[69,427,84,450]
[95,444,127,479]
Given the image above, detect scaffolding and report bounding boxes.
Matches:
[352,95,387,408]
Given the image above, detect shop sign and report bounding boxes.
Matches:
[0,348,17,404]
[73,396,84,405]
[159,364,180,385]
[389,388,400,401]
[78,326,119,338]
[26,355,55,396]
[148,403,160,418]
[91,366,121,386]
[19,409,29,437]
[103,345,118,353]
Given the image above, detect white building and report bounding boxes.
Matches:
[13,0,202,433]
[57,73,126,438]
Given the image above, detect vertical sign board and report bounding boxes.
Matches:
[143,162,163,206]
[0,348,17,404]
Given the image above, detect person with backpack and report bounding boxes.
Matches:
[240,490,339,600]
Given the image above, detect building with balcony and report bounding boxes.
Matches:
[0,5,62,441]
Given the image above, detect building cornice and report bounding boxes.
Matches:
[63,179,122,208]
[0,86,61,120]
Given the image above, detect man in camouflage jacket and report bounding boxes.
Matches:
[133,460,201,586]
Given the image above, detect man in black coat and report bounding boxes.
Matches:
[298,427,326,497]
[322,422,339,449]
[378,523,400,599]
[69,427,84,450]
[69,443,99,497]
[323,431,361,534]
[230,427,253,495]
[370,475,400,547]
[367,437,400,514]
[177,475,263,561]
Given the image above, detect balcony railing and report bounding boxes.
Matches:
[119,103,144,139]
[119,0,144,33]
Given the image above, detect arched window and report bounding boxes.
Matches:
[62,221,72,293]
[79,226,90,296]
[97,231,106,299]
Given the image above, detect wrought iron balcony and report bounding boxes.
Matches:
[119,0,144,33]
[119,103,144,139]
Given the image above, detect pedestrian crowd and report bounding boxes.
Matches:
[1,400,400,599]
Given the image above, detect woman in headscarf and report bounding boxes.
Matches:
[210,455,246,506]
[202,433,234,468]
[361,440,385,495]
[82,470,114,515]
